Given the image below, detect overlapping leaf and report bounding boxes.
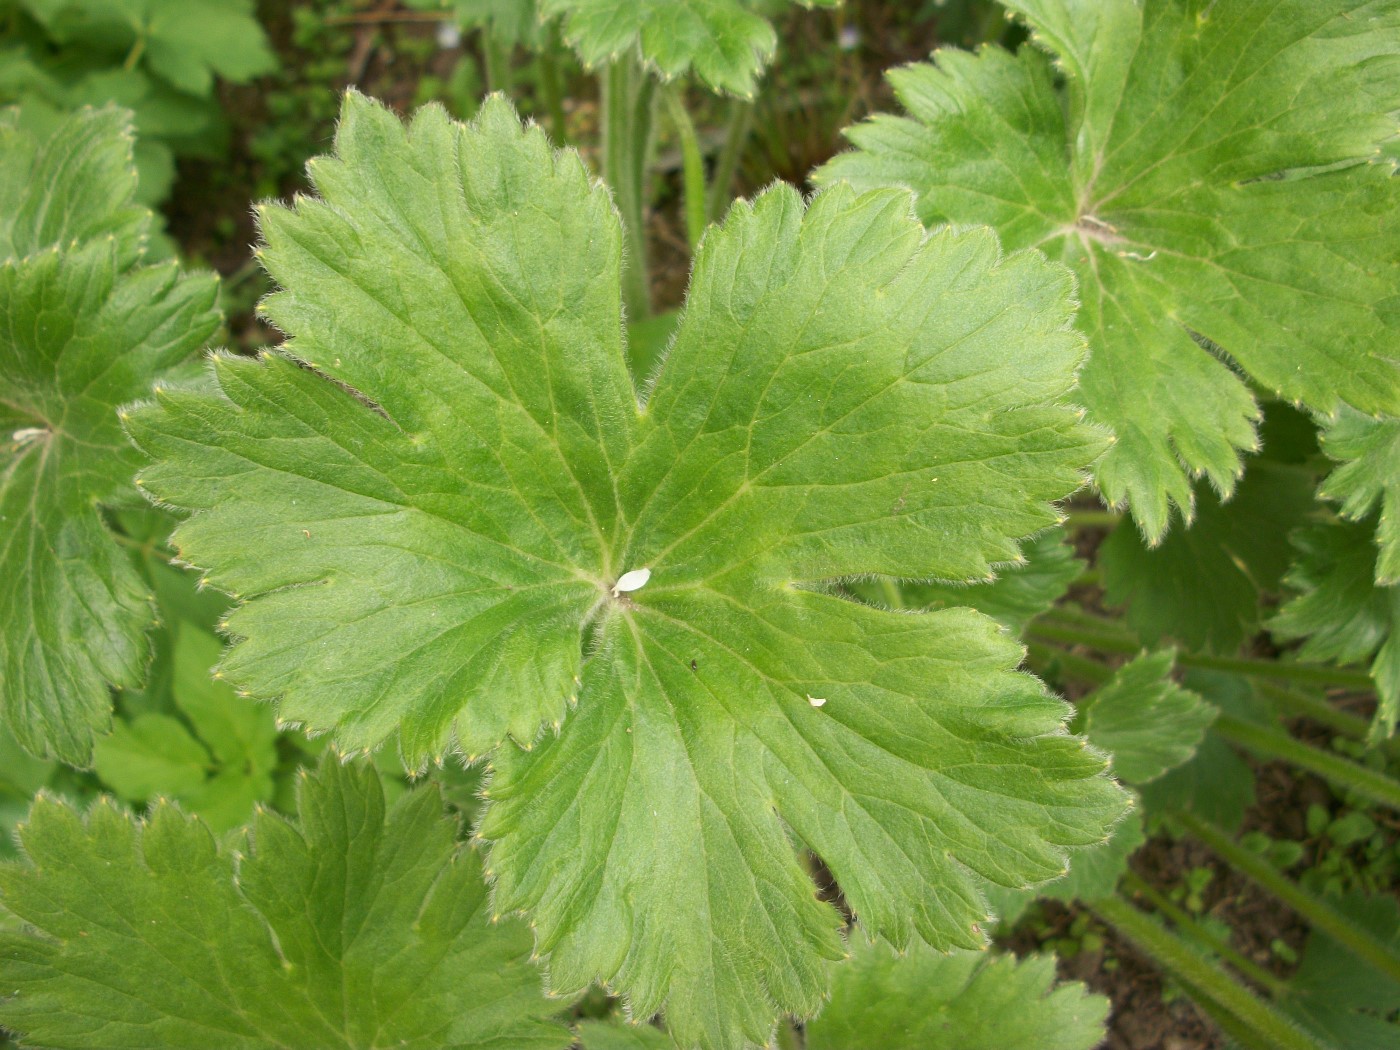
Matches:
[19,0,275,97]
[1099,462,1315,653]
[1081,651,1216,785]
[540,0,838,95]
[0,757,569,1050]
[1320,406,1400,585]
[817,0,1400,539]
[0,107,219,763]
[127,93,1127,1049]
[853,526,1082,633]
[983,807,1146,927]
[93,624,279,830]
[1283,893,1400,1048]
[1270,519,1400,738]
[804,942,1109,1050]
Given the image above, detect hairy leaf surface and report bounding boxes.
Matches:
[0,757,568,1050]
[805,942,1109,1050]
[818,0,1400,538]
[1271,519,1400,738]
[983,807,1145,926]
[128,93,1127,1049]
[0,108,219,763]
[540,0,838,95]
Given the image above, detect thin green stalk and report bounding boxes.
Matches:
[660,82,707,249]
[705,97,754,223]
[774,1020,801,1050]
[603,54,656,318]
[1092,896,1327,1050]
[1028,620,1377,691]
[1063,508,1122,529]
[123,33,146,71]
[1178,810,1400,984]
[1025,641,1111,685]
[1026,620,1139,655]
[481,32,513,95]
[1256,681,1372,741]
[878,578,904,611]
[1181,652,1375,691]
[1212,712,1400,813]
[537,24,569,146]
[1120,873,1288,997]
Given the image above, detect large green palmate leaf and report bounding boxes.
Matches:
[126,93,1128,1049]
[540,0,839,95]
[817,0,1400,540]
[804,941,1109,1050]
[0,107,220,763]
[0,756,570,1050]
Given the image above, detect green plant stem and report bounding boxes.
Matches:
[1028,619,1377,690]
[705,97,754,223]
[1178,810,1400,984]
[1120,873,1288,997]
[536,25,569,146]
[1092,896,1327,1050]
[1063,508,1122,529]
[481,32,513,95]
[774,1020,801,1050]
[123,33,146,71]
[1212,713,1400,814]
[660,82,707,249]
[603,54,656,318]
[1256,681,1371,741]
[1025,641,1111,685]
[1183,653,1375,691]
[878,577,904,611]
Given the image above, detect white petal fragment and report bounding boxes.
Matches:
[611,567,652,596]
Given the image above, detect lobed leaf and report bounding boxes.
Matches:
[853,526,1083,633]
[127,92,1128,1049]
[817,0,1400,539]
[540,0,839,96]
[1319,405,1400,585]
[1100,462,1315,653]
[1081,650,1216,785]
[804,941,1109,1050]
[1270,519,1400,738]
[0,756,569,1050]
[0,107,219,763]
[1282,892,1400,1048]
[19,0,276,97]
[982,807,1146,927]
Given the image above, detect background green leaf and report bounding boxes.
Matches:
[0,107,219,763]
[0,757,570,1050]
[805,941,1109,1050]
[818,0,1400,538]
